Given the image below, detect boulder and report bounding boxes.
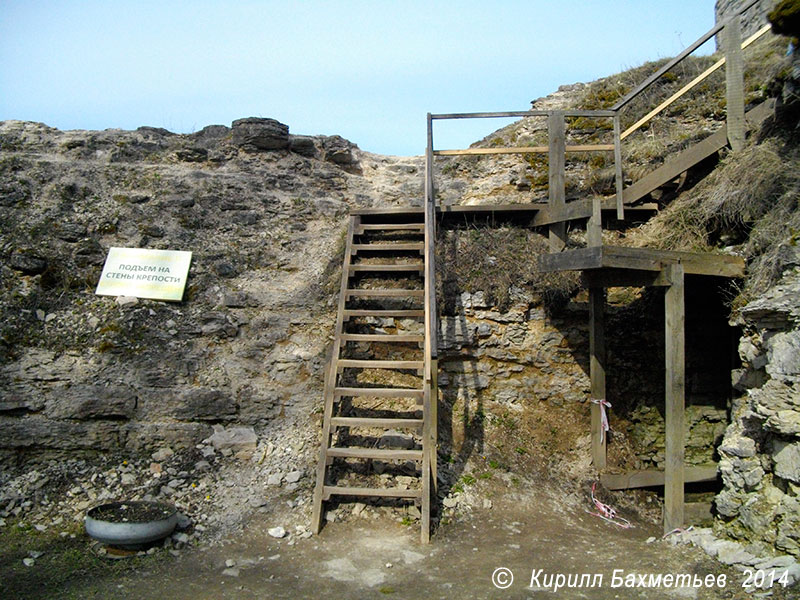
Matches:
[289,135,317,157]
[208,425,257,453]
[231,118,289,152]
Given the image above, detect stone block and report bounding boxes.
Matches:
[231,118,289,151]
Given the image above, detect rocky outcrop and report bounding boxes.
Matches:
[716,248,800,557]
[0,118,424,459]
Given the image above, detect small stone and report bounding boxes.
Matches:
[386,562,393,568]
[151,448,174,462]
[120,473,135,486]
[646,536,656,544]
[285,471,302,484]
[443,496,459,508]
[29,551,43,559]
[34,524,47,532]
[268,526,286,539]
[173,532,189,544]
[267,473,283,486]
[149,462,163,475]
[222,567,240,577]
[176,512,192,530]
[483,499,493,509]
[194,461,211,473]
[116,296,139,307]
[23,558,35,567]
[225,559,236,567]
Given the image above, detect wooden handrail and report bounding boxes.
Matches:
[620,23,771,140]
[611,0,760,111]
[434,144,614,156]
[430,109,616,120]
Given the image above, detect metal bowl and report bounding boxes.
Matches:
[85,501,178,548]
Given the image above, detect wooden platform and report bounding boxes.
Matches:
[352,201,657,227]
[539,245,745,279]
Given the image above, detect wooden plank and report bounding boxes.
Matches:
[330,417,424,429]
[352,243,424,252]
[322,486,421,501]
[539,246,603,273]
[610,1,753,111]
[350,264,424,274]
[600,465,718,490]
[539,246,743,278]
[601,246,745,278]
[356,223,424,233]
[434,144,613,156]
[724,15,746,151]
[613,115,624,220]
[589,288,607,469]
[326,447,423,461]
[343,309,425,319]
[623,100,775,206]
[340,333,424,343]
[337,359,424,370]
[334,387,424,399]
[430,109,616,120]
[548,112,567,252]
[345,289,425,299]
[619,24,770,141]
[312,215,359,534]
[623,126,728,206]
[664,263,686,535]
[351,207,424,216]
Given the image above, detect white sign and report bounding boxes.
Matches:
[96,247,192,301]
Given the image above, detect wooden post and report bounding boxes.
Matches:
[613,114,624,220]
[548,112,567,252]
[723,15,745,151]
[589,287,607,469]
[664,262,685,534]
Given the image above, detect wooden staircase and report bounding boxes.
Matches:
[311,211,437,543]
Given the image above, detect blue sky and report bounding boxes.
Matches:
[1,1,717,156]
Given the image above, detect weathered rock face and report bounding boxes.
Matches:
[0,118,425,460]
[715,0,773,42]
[716,250,800,557]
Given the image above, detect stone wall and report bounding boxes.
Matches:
[715,247,800,557]
[715,0,774,45]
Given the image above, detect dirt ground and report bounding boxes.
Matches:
[38,485,794,600]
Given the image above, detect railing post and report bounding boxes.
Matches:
[723,15,746,151]
[613,114,624,221]
[548,111,567,252]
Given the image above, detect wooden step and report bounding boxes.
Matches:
[355,224,425,233]
[343,309,425,319]
[349,264,424,274]
[352,243,424,253]
[337,359,424,371]
[345,289,424,299]
[326,447,423,461]
[330,417,424,429]
[340,334,424,343]
[334,387,425,399]
[322,485,422,501]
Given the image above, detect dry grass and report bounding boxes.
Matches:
[437,226,580,312]
[633,134,800,304]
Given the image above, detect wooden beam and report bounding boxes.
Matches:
[664,262,686,535]
[434,144,613,156]
[539,245,744,278]
[613,115,624,220]
[548,112,567,252]
[601,465,718,491]
[429,109,616,120]
[590,288,607,469]
[724,15,746,151]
